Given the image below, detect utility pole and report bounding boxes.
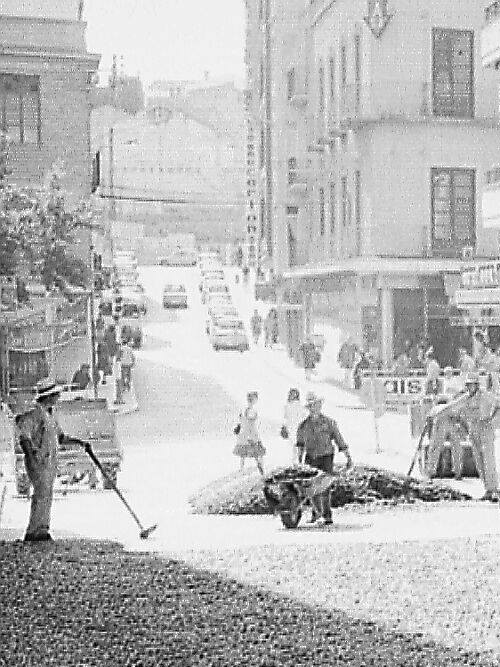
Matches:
[109,54,118,222]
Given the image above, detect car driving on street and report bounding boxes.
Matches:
[162,284,188,309]
[209,317,249,352]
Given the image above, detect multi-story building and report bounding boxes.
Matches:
[0,0,99,195]
[249,0,500,365]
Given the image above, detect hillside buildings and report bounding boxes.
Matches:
[92,78,246,262]
[247,0,500,365]
[0,0,99,195]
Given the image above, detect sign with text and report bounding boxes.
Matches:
[461,261,500,289]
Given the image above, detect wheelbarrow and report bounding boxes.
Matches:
[263,469,338,529]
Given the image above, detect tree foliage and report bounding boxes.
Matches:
[0,137,94,289]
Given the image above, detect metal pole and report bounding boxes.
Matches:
[89,242,98,399]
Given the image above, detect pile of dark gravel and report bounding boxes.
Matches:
[189,464,472,516]
[0,540,494,666]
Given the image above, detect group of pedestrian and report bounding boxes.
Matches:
[95,322,135,402]
[249,309,279,347]
[233,387,353,524]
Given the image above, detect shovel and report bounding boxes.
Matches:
[77,439,158,540]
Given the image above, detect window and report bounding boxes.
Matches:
[318,61,325,113]
[354,170,361,254]
[0,74,40,145]
[287,157,298,185]
[341,176,349,227]
[287,68,296,101]
[431,168,475,255]
[340,43,347,112]
[432,28,474,119]
[329,56,335,112]
[329,181,336,235]
[319,187,325,235]
[354,34,361,113]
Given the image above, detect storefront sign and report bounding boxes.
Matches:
[461,261,500,289]
[450,315,500,327]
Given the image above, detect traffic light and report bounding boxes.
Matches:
[112,294,123,320]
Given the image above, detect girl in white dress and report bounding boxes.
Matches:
[233,391,266,474]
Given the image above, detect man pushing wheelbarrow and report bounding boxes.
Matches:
[296,392,353,525]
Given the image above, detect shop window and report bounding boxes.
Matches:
[432,28,474,119]
[0,74,40,145]
[431,168,475,256]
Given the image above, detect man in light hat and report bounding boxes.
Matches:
[296,392,353,524]
[460,371,500,501]
[15,379,64,541]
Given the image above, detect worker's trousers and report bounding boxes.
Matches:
[426,428,463,479]
[469,424,498,493]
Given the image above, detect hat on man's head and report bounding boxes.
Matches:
[36,379,61,401]
[305,391,323,407]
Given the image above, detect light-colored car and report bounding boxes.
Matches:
[199,269,225,291]
[160,249,197,267]
[162,284,188,308]
[201,281,230,304]
[205,305,240,333]
[209,318,249,352]
[120,286,147,315]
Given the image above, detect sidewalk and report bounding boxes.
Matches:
[98,369,138,415]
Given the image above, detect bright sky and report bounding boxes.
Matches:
[83,0,246,86]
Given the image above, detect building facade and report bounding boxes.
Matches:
[248,0,500,366]
[0,0,99,196]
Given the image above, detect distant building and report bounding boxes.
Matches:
[0,0,100,195]
[92,78,246,260]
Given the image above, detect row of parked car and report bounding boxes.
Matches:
[199,254,250,353]
[100,250,144,349]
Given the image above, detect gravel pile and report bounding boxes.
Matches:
[0,539,496,666]
[189,464,472,516]
[182,537,500,663]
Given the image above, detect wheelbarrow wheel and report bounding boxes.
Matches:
[279,491,302,529]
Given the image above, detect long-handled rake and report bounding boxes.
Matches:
[78,440,158,540]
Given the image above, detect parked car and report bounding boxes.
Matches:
[159,249,197,266]
[162,284,188,308]
[199,270,225,291]
[201,281,231,304]
[120,288,147,315]
[205,305,240,333]
[209,318,249,352]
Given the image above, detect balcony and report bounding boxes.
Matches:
[482,1,500,68]
[328,80,481,134]
[483,168,500,228]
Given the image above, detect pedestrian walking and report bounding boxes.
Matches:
[296,392,353,525]
[458,347,475,387]
[424,347,441,395]
[120,341,135,391]
[300,337,318,381]
[233,391,266,474]
[104,324,118,360]
[71,363,92,390]
[242,265,250,285]
[96,339,111,384]
[250,309,263,345]
[338,338,358,386]
[113,347,124,405]
[353,350,370,390]
[281,388,308,463]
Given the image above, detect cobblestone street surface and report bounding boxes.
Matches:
[0,539,497,667]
